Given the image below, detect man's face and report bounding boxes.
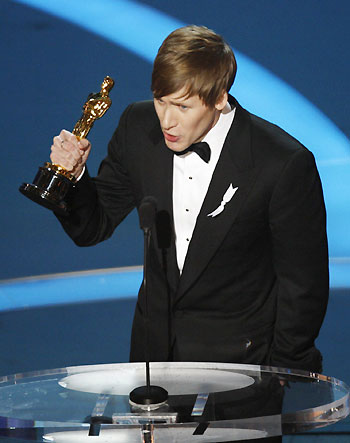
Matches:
[154,87,225,152]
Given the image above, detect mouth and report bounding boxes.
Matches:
[163,131,179,143]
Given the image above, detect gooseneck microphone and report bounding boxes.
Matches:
[129,196,168,408]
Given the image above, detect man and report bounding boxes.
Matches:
[51,25,328,373]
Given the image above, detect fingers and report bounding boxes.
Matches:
[51,135,80,171]
[60,129,77,143]
[50,129,91,177]
[78,138,90,150]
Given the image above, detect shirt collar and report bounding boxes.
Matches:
[202,102,236,163]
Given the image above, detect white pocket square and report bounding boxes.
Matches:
[207,184,238,217]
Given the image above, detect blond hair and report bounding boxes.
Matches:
[151,25,236,107]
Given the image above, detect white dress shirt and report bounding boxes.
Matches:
[173,104,235,273]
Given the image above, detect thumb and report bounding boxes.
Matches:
[78,138,91,150]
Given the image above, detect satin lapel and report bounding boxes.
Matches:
[176,103,258,301]
[143,126,173,210]
[143,126,179,293]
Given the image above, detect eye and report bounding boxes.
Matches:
[180,105,188,110]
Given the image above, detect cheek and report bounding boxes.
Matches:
[154,107,162,122]
[154,102,164,120]
[196,114,212,133]
[183,114,202,133]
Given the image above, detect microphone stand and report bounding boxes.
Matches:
[129,198,168,409]
[142,226,154,398]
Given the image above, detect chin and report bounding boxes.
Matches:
[165,141,185,152]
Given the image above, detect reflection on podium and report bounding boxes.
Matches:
[0,362,348,442]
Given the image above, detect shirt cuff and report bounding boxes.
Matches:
[76,166,86,182]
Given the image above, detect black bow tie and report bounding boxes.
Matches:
[175,141,211,163]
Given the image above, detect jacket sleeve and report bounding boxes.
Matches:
[268,147,329,372]
[55,104,137,246]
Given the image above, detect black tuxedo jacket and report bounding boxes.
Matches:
[58,97,329,372]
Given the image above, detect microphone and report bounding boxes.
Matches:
[139,196,157,231]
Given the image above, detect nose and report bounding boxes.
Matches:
[162,106,176,130]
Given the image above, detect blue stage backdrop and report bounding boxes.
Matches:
[1,1,350,419]
[1,0,349,287]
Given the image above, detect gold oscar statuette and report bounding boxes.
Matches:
[19,76,115,215]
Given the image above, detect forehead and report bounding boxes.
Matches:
[159,87,204,105]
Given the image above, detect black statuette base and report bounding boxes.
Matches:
[19,164,74,215]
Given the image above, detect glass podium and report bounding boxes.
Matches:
[0,362,348,442]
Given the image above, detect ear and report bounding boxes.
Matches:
[215,91,228,111]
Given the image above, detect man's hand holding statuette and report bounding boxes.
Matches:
[50,129,91,179]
